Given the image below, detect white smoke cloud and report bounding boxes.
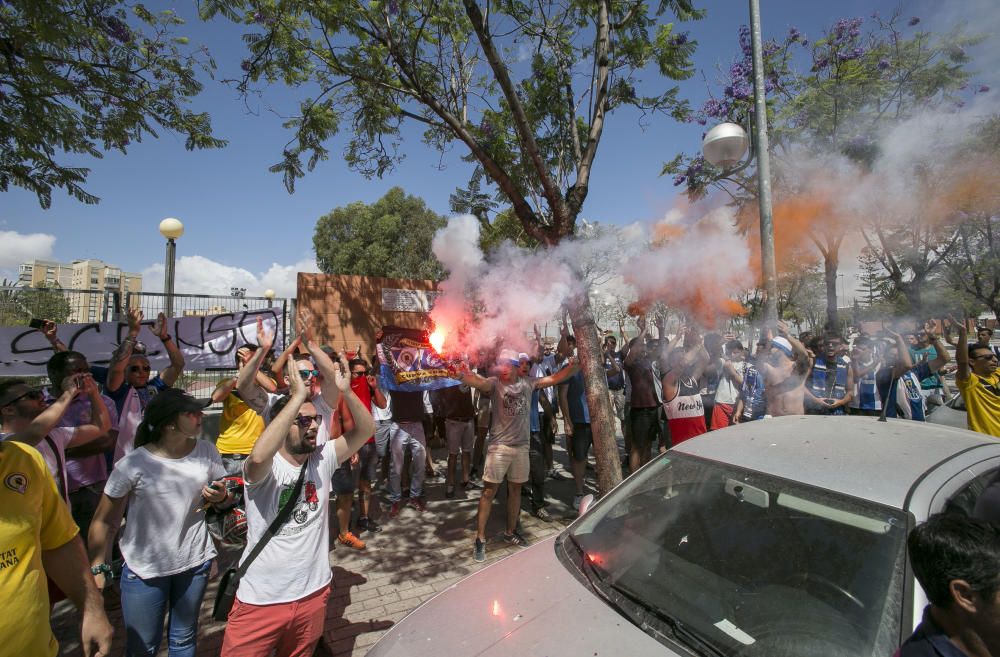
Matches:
[142,255,318,299]
[0,230,56,270]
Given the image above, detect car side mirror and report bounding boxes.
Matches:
[577,494,595,516]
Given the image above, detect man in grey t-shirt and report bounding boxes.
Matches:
[458,348,578,562]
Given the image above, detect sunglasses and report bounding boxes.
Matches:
[4,389,44,406]
[973,354,999,361]
[129,365,152,373]
[298,369,320,378]
[351,370,368,377]
[294,414,322,428]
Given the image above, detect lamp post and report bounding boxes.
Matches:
[264,289,276,304]
[702,0,778,323]
[159,218,184,319]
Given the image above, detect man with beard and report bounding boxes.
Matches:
[221,358,373,656]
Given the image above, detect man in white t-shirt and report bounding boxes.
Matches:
[221,353,374,657]
[0,375,111,503]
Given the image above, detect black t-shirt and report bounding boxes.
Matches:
[390,390,425,423]
[433,385,475,420]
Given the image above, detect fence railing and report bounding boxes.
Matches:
[1,288,292,394]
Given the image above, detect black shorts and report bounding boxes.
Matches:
[629,407,660,450]
[571,423,593,461]
[358,442,378,482]
[332,460,358,495]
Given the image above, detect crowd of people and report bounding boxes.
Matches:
[1,308,999,657]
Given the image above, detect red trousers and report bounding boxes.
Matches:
[221,585,330,657]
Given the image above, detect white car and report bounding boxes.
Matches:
[367,416,1000,657]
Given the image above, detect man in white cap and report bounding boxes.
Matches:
[457,348,578,562]
[757,321,813,417]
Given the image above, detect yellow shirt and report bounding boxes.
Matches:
[958,371,1000,438]
[215,391,265,455]
[0,441,79,657]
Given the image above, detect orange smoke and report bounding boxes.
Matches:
[627,301,650,317]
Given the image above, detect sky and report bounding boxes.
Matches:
[2,0,996,304]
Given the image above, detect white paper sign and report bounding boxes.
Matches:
[381,288,440,313]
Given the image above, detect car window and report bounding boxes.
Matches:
[945,467,1000,521]
[567,453,908,657]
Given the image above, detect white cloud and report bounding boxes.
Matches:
[142,255,318,299]
[0,230,56,269]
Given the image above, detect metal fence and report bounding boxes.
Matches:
[0,287,292,399]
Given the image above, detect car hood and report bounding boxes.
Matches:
[366,535,677,657]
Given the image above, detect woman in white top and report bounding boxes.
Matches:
[88,388,231,657]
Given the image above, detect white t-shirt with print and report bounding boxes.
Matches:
[238,441,340,604]
[104,440,225,578]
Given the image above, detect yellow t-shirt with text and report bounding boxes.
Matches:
[958,371,1000,438]
[215,390,266,455]
[0,440,79,657]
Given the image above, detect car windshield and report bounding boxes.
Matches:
[565,452,908,657]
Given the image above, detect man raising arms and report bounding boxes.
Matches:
[221,355,374,656]
[757,321,813,417]
[456,349,578,563]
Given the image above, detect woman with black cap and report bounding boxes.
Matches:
[87,388,230,657]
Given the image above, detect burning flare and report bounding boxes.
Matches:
[429,329,446,354]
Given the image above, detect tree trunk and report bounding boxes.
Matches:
[567,296,622,496]
[824,255,839,333]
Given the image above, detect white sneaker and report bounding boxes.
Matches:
[572,494,584,511]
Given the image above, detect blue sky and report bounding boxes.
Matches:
[1,0,991,300]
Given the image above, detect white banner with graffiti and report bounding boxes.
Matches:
[0,310,284,375]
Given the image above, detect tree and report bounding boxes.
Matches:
[0,280,72,326]
[313,187,446,280]
[856,246,884,308]
[941,118,1000,321]
[666,12,979,330]
[0,0,226,208]
[203,0,704,494]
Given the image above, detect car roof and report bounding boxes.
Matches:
[672,416,1000,510]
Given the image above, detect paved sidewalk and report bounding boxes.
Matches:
[53,438,600,656]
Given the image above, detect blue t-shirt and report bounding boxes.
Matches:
[106,375,168,414]
[604,350,625,390]
[529,387,541,433]
[877,362,932,421]
[740,364,767,421]
[567,371,590,424]
[909,346,943,390]
[896,606,969,657]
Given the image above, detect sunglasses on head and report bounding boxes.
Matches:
[294,414,322,428]
[298,369,320,378]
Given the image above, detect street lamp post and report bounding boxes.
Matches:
[702,0,778,323]
[159,218,184,319]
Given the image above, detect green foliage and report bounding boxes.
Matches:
[0,281,72,326]
[0,0,226,208]
[202,0,703,241]
[312,187,446,281]
[478,208,539,254]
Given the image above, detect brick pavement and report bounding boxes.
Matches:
[53,439,599,657]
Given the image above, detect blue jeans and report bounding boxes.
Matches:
[388,421,426,502]
[120,559,212,657]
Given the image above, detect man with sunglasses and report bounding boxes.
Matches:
[104,307,185,462]
[348,359,387,534]
[0,375,111,503]
[952,318,1000,438]
[221,357,374,656]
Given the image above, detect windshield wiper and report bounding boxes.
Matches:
[607,581,727,657]
[564,533,724,657]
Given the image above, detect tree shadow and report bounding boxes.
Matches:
[319,566,395,654]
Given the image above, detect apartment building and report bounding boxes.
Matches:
[17,258,142,323]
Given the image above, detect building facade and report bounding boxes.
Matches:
[17,258,142,323]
